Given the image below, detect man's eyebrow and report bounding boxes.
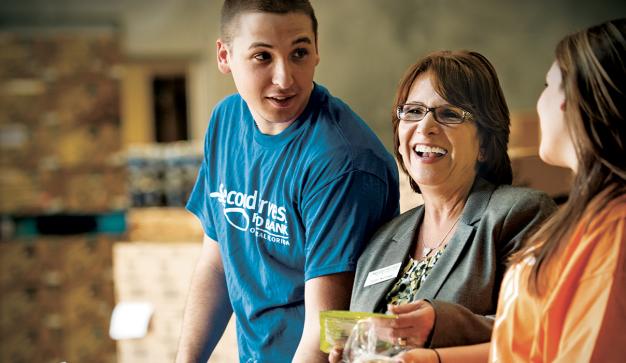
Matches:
[292,36,312,46]
[249,42,272,50]
[248,37,312,50]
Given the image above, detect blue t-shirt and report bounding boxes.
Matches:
[187,83,399,362]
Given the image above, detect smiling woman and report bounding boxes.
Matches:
[396,72,481,195]
[391,51,513,196]
[329,51,557,363]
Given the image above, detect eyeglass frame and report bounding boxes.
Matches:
[396,102,473,125]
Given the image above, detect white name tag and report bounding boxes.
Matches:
[363,262,402,287]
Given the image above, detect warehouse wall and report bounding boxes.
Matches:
[1,0,625,147]
[314,0,626,146]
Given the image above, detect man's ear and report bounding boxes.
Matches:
[314,39,320,66]
[216,39,231,74]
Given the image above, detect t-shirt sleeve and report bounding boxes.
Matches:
[301,170,399,281]
[186,160,218,241]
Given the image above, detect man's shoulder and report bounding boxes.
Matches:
[307,85,393,167]
[214,93,244,114]
[316,87,364,129]
[207,93,248,135]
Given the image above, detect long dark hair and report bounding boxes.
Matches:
[515,18,626,295]
[391,50,512,193]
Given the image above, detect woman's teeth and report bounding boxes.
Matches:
[413,145,448,157]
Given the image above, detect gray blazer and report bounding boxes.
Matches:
[350,177,556,347]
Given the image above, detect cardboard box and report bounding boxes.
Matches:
[0,236,117,362]
[126,208,204,242]
[112,241,238,362]
[0,32,124,214]
[512,155,572,197]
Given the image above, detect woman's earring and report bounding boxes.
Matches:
[478,150,486,162]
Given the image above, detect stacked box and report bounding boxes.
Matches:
[0,31,127,214]
[113,242,197,363]
[0,235,117,363]
[508,112,572,197]
[113,241,238,363]
[509,111,540,156]
[511,155,572,197]
[114,242,197,306]
[126,207,204,242]
[126,142,202,208]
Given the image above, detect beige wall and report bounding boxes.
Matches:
[2,0,624,148]
[120,64,153,145]
[1,0,621,197]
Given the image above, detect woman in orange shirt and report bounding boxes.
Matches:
[394,18,626,363]
[488,17,626,363]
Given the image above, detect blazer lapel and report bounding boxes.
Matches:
[415,177,495,301]
[414,222,474,300]
[365,207,423,312]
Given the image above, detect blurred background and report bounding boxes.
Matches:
[0,0,624,362]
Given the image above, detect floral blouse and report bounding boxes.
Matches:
[384,248,445,307]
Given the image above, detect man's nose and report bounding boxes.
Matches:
[272,59,294,89]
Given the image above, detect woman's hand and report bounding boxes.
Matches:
[394,348,440,363]
[328,346,344,363]
[370,300,436,348]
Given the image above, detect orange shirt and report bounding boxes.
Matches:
[490,195,626,363]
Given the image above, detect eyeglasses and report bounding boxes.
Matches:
[396,103,473,125]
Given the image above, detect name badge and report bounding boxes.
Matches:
[363,262,402,287]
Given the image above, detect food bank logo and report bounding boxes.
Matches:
[209,184,290,246]
[209,186,255,231]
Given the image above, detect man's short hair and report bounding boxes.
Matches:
[220,0,318,45]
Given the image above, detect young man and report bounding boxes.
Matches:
[176,1,399,362]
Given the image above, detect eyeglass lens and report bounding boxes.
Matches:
[399,104,465,124]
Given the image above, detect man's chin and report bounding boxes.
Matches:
[263,111,301,125]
